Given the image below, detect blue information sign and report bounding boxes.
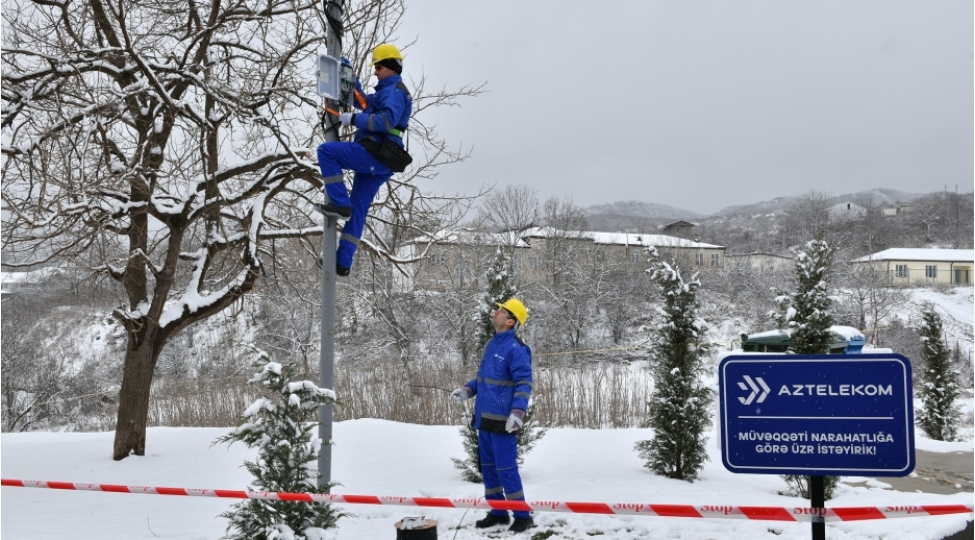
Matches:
[719,354,915,477]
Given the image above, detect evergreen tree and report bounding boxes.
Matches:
[773,239,836,354]
[216,353,344,540]
[635,247,713,481]
[773,239,839,499]
[452,409,483,483]
[916,305,961,441]
[477,247,519,350]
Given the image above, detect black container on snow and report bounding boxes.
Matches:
[394,517,437,540]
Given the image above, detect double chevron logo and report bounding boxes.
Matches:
[737,375,770,405]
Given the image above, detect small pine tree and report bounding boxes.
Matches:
[774,239,839,499]
[452,411,483,483]
[216,354,344,540]
[635,247,713,481]
[916,305,961,442]
[477,247,519,350]
[773,239,836,354]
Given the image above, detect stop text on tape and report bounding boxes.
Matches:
[2,479,972,523]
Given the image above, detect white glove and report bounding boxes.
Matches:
[339,112,354,126]
[451,387,472,405]
[505,409,525,433]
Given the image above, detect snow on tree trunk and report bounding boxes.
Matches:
[774,239,839,499]
[635,247,713,481]
[216,353,343,540]
[915,305,961,442]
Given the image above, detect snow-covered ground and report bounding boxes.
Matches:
[909,287,974,348]
[2,421,971,540]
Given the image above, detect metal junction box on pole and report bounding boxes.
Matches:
[317,55,341,99]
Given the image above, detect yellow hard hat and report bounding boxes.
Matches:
[496,298,528,326]
[372,43,403,65]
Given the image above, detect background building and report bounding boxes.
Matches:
[853,248,974,285]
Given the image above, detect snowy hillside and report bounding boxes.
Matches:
[710,188,925,218]
[2,421,972,540]
[583,200,703,232]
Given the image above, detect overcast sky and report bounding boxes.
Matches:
[394,1,973,215]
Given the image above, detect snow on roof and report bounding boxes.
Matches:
[726,252,792,259]
[853,248,974,263]
[830,325,865,340]
[746,329,789,339]
[744,326,864,340]
[590,232,723,249]
[522,228,724,249]
[411,226,725,250]
[408,229,531,248]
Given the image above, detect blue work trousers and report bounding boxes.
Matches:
[317,141,392,269]
[478,430,529,519]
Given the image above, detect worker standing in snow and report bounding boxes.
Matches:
[315,43,412,276]
[452,298,534,533]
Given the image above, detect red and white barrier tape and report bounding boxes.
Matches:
[2,479,971,522]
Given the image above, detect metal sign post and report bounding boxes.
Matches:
[810,475,825,540]
[719,353,915,540]
[317,0,345,490]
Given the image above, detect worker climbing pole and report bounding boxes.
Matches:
[315,1,413,489]
[315,43,413,277]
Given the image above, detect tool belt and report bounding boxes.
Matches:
[472,415,510,434]
[358,137,412,173]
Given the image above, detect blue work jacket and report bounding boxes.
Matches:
[464,329,533,433]
[352,74,412,147]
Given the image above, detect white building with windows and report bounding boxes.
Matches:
[852,248,974,286]
[725,252,793,273]
[520,228,725,271]
[398,228,726,291]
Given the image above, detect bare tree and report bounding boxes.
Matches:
[256,261,323,378]
[835,261,909,345]
[538,196,589,288]
[2,0,480,459]
[474,184,540,237]
[1,295,67,431]
[601,261,646,345]
[904,191,974,249]
[781,191,833,247]
[538,272,602,351]
[428,243,486,366]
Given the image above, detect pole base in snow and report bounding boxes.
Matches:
[395,517,437,540]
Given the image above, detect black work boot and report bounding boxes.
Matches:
[474,512,509,529]
[314,202,351,219]
[316,258,351,277]
[508,516,533,533]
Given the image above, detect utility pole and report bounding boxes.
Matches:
[318,0,344,490]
